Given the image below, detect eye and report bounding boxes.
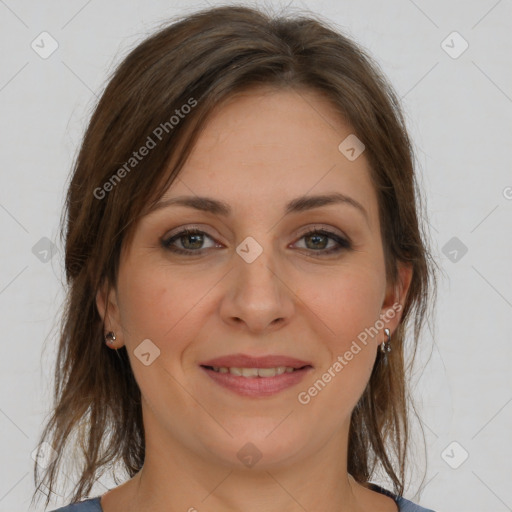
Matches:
[161,228,220,255]
[161,226,351,256]
[292,228,352,256]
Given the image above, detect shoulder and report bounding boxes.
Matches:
[396,495,437,512]
[368,482,437,512]
[48,497,102,512]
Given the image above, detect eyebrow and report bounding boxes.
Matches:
[148,192,369,223]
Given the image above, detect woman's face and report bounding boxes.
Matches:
[98,87,411,470]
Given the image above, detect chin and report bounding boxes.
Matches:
[199,424,308,470]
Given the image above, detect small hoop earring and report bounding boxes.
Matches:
[105,331,116,345]
[381,328,391,354]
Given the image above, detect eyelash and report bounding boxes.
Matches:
[161,227,352,257]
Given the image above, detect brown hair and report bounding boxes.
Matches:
[33,4,438,509]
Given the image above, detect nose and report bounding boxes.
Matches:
[219,243,295,334]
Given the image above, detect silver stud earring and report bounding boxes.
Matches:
[105,331,116,345]
[381,328,391,354]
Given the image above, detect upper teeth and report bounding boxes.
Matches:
[211,367,296,377]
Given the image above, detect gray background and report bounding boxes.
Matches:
[1,0,511,511]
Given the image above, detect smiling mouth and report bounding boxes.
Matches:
[201,365,312,377]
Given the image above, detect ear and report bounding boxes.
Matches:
[96,280,124,349]
[379,261,413,337]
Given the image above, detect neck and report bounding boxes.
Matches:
[111,408,364,512]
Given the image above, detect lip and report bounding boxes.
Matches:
[199,353,312,369]
[200,366,313,397]
[199,353,313,398]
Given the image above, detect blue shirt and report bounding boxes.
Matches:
[49,483,436,511]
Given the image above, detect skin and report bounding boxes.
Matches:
[96,87,412,512]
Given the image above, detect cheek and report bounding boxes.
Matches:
[116,262,212,357]
[299,273,382,419]
[312,266,385,349]
[117,269,172,340]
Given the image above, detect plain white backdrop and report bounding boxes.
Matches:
[0,1,511,511]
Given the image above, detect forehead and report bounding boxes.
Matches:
[156,87,379,226]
